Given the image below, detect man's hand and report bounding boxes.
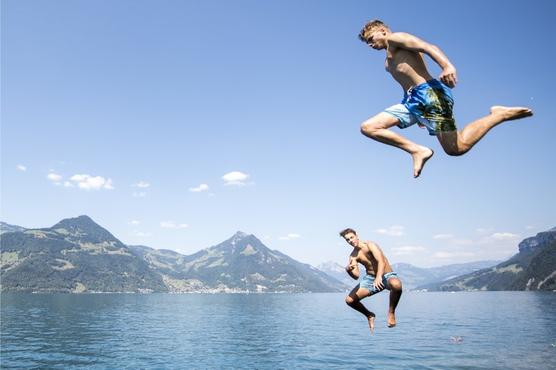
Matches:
[346,263,357,273]
[373,275,384,290]
[439,65,457,88]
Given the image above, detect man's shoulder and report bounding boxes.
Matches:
[362,240,377,246]
[388,31,416,40]
[387,32,420,49]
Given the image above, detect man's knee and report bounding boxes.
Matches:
[360,113,399,137]
[360,116,391,137]
[438,132,470,156]
[345,295,358,306]
[388,279,403,291]
[444,147,466,157]
[360,120,380,137]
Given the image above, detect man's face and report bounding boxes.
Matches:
[343,232,359,247]
[366,28,388,50]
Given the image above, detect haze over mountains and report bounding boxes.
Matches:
[1,216,553,293]
[418,227,556,291]
[317,260,501,290]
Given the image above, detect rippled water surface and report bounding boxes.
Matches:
[2,292,556,369]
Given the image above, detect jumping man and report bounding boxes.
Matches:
[358,20,533,177]
[340,228,402,333]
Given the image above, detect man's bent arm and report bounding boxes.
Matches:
[346,257,360,280]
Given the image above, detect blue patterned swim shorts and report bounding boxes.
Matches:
[384,79,456,136]
[358,272,399,294]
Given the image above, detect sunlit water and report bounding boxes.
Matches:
[2,292,555,369]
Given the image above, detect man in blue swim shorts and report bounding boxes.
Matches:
[340,228,402,332]
[357,20,533,178]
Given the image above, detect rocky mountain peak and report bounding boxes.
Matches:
[51,215,121,244]
[229,231,249,243]
[518,227,556,253]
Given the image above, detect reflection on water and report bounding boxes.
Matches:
[2,292,556,369]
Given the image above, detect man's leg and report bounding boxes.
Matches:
[437,106,533,155]
[345,286,375,332]
[361,112,434,178]
[385,278,402,328]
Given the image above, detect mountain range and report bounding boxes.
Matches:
[0,216,345,293]
[317,260,500,290]
[418,227,556,291]
[2,217,553,293]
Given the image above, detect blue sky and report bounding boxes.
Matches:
[2,0,555,268]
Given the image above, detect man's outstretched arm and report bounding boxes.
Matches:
[387,32,458,88]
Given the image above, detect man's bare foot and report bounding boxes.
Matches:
[490,106,533,121]
[367,314,376,333]
[412,147,434,178]
[387,312,396,328]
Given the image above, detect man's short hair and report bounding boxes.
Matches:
[339,228,357,238]
[358,19,389,43]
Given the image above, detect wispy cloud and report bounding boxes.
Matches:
[160,221,189,229]
[392,245,426,255]
[279,233,301,241]
[16,164,27,172]
[47,172,63,184]
[69,174,114,190]
[374,225,404,237]
[132,231,152,237]
[189,183,209,192]
[488,232,520,241]
[432,251,476,259]
[222,171,250,186]
[129,220,141,225]
[132,191,147,198]
[433,233,454,240]
[132,181,150,188]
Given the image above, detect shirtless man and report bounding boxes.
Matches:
[340,228,402,332]
[358,20,533,178]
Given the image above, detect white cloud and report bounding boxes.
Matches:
[279,233,301,241]
[374,225,404,237]
[189,183,209,192]
[132,181,150,188]
[129,220,140,225]
[433,233,454,240]
[489,232,520,241]
[16,164,27,171]
[222,171,250,186]
[47,172,63,183]
[392,245,426,255]
[525,225,536,230]
[69,174,114,190]
[432,251,476,259]
[160,221,189,229]
[451,238,474,246]
[132,191,147,198]
[63,181,74,188]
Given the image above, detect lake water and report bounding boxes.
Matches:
[1,292,555,369]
